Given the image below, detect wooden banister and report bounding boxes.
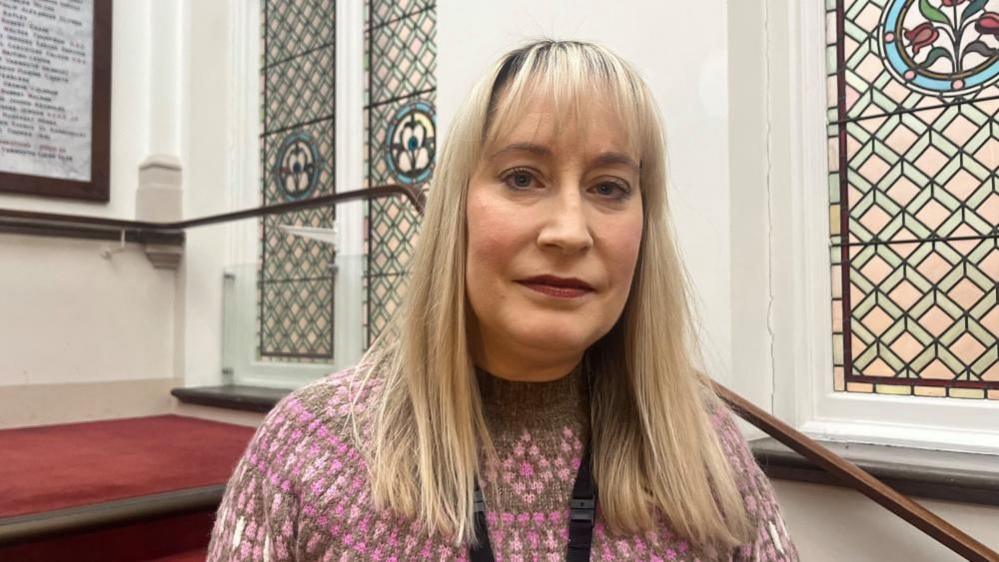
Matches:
[0,184,424,242]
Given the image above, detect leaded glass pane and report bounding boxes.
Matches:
[367,272,407,344]
[261,278,334,358]
[264,46,336,134]
[258,0,337,361]
[843,102,997,245]
[363,1,437,346]
[369,9,437,106]
[828,0,999,398]
[367,197,420,277]
[265,0,335,66]
[369,0,432,27]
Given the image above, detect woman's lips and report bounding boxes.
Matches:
[516,281,593,299]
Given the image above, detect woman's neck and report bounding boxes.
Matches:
[475,359,580,382]
[470,335,583,383]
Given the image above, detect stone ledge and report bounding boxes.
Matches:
[170,385,290,413]
[751,437,999,507]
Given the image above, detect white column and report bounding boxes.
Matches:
[334,0,367,370]
[136,0,183,225]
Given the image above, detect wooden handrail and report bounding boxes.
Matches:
[714,383,999,562]
[2,183,995,560]
[0,184,423,241]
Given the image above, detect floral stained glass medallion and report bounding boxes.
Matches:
[879,0,999,96]
[828,0,998,399]
[385,101,436,185]
[273,131,324,201]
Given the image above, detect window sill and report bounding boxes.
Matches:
[170,385,289,413]
[750,437,999,508]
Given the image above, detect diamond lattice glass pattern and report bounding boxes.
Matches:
[369,0,432,27]
[264,0,335,66]
[264,46,336,134]
[370,9,437,106]
[364,1,437,346]
[258,0,337,361]
[828,0,999,398]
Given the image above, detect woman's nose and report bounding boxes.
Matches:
[536,189,593,254]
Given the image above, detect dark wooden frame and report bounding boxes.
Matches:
[0,0,112,202]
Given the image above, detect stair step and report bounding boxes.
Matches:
[0,415,254,519]
[0,511,215,562]
[147,547,208,562]
[0,415,253,559]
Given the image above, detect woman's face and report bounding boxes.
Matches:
[465,92,644,379]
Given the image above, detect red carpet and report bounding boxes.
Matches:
[147,548,209,562]
[0,415,256,518]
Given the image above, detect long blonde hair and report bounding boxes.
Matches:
[351,39,753,550]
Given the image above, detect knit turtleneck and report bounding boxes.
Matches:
[475,365,591,436]
[207,366,799,561]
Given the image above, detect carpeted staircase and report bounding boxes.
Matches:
[0,415,256,562]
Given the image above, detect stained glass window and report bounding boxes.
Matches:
[259,0,337,361]
[827,0,998,398]
[363,0,437,345]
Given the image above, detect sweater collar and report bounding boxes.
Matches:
[474,364,591,431]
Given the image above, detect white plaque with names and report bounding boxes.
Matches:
[0,0,93,182]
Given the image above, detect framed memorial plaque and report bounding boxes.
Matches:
[0,0,112,202]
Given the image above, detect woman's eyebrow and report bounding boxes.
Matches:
[591,151,640,172]
[490,144,638,170]
[489,142,552,160]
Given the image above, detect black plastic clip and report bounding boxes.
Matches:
[569,498,595,523]
[473,487,487,513]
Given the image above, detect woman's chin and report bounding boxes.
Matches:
[509,323,598,356]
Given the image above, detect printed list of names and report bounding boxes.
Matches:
[0,0,92,181]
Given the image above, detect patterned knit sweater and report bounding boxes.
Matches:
[207,366,798,561]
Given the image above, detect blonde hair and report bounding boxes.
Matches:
[351,39,753,550]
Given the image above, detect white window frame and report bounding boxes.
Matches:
[770,1,999,454]
[222,0,367,388]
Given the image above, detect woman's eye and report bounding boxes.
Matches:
[502,170,538,190]
[593,181,630,200]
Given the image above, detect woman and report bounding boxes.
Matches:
[208,40,797,561]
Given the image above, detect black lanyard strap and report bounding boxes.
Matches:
[470,484,496,561]
[469,442,596,562]
[567,445,596,560]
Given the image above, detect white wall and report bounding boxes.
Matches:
[0,233,175,387]
[0,1,183,429]
[178,0,231,388]
[0,1,168,388]
[774,480,999,561]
